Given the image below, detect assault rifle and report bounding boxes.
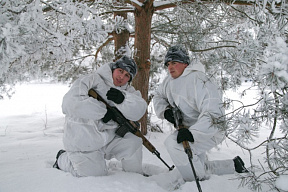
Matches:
[172,105,203,192]
[88,88,174,171]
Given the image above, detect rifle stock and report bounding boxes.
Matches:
[88,89,174,171]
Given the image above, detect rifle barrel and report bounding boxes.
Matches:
[172,106,203,192]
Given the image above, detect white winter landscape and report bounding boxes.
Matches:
[0,82,287,192]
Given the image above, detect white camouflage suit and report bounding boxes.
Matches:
[153,62,235,181]
[57,63,147,177]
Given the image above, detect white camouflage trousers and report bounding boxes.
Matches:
[165,131,235,181]
[57,132,143,177]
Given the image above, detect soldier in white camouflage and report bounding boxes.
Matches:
[153,45,248,181]
[53,56,147,177]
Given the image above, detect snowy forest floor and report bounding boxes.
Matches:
[0,82,280,192]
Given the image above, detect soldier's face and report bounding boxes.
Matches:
[112,68,131,86]
[167,61,188,79]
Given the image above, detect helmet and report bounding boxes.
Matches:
[164,45,190,66]
[111,56,137,82]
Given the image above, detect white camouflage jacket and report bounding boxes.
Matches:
[62,63,147,152]
[153,62,225,144]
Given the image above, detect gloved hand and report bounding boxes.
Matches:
[164,108,175,125]
[177,128,194,143]
[102,107,115,123]
[106,88,125,104]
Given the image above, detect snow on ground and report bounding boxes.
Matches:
[0,82,284,192]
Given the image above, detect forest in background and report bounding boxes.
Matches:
[1,0,287,191]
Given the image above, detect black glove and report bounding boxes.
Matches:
[106,88,125,104]
[177,128,194,143]
[102,107,115,123]
[164,108,175,125]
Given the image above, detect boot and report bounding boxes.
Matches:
[233,156,248,173]
[53,149,66,169]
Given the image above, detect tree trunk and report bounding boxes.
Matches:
[113,12,129,60]
[132,2,154,135]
